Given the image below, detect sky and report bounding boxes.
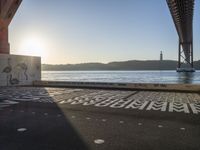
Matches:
[9,0,200,64]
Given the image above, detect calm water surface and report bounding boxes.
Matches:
[42,71,200,84]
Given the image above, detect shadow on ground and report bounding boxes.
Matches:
[0,88,89,150]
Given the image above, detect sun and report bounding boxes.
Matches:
[19,36,46,57]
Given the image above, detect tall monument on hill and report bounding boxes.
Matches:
[160,51,163,61]
[0,0,22,54]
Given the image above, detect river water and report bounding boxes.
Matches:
[42,70,200,84]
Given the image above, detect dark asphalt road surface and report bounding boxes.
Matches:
[0,87,200,150]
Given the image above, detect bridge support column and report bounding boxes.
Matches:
[0,26,10,54]
[178,41,181,69]
[177,41,195,72]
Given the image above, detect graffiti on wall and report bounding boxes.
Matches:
[0,54,41,86]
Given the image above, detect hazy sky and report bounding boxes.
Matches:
[9,0,200,64]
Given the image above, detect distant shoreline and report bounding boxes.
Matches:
[42,60,200,71]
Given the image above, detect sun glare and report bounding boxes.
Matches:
[19,36,46,57]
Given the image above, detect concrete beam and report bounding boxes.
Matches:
[0,0,22,22]
[0,0,22,54]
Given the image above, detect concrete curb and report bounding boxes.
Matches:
[33,80,200,93]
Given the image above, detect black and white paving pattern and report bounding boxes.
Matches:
[0,87,200,150]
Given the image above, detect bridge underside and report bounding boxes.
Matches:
[167,0,195,72]
[0,0,22,54]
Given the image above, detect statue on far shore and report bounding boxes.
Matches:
[0,0,22,54]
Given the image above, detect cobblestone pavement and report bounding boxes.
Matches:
[1,87,200,150]
[0,87,200,114]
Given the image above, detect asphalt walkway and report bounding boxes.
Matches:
[0,87,200,150]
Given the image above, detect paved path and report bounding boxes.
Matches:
[0,87,200,150]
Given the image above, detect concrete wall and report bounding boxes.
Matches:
[0,54,41,86]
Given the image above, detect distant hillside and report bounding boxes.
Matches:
[42,60,200,71]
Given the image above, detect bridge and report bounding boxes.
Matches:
[0,0,197,72]
[167,0,195,72]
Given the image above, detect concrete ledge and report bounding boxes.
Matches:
[33,80,200,93]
